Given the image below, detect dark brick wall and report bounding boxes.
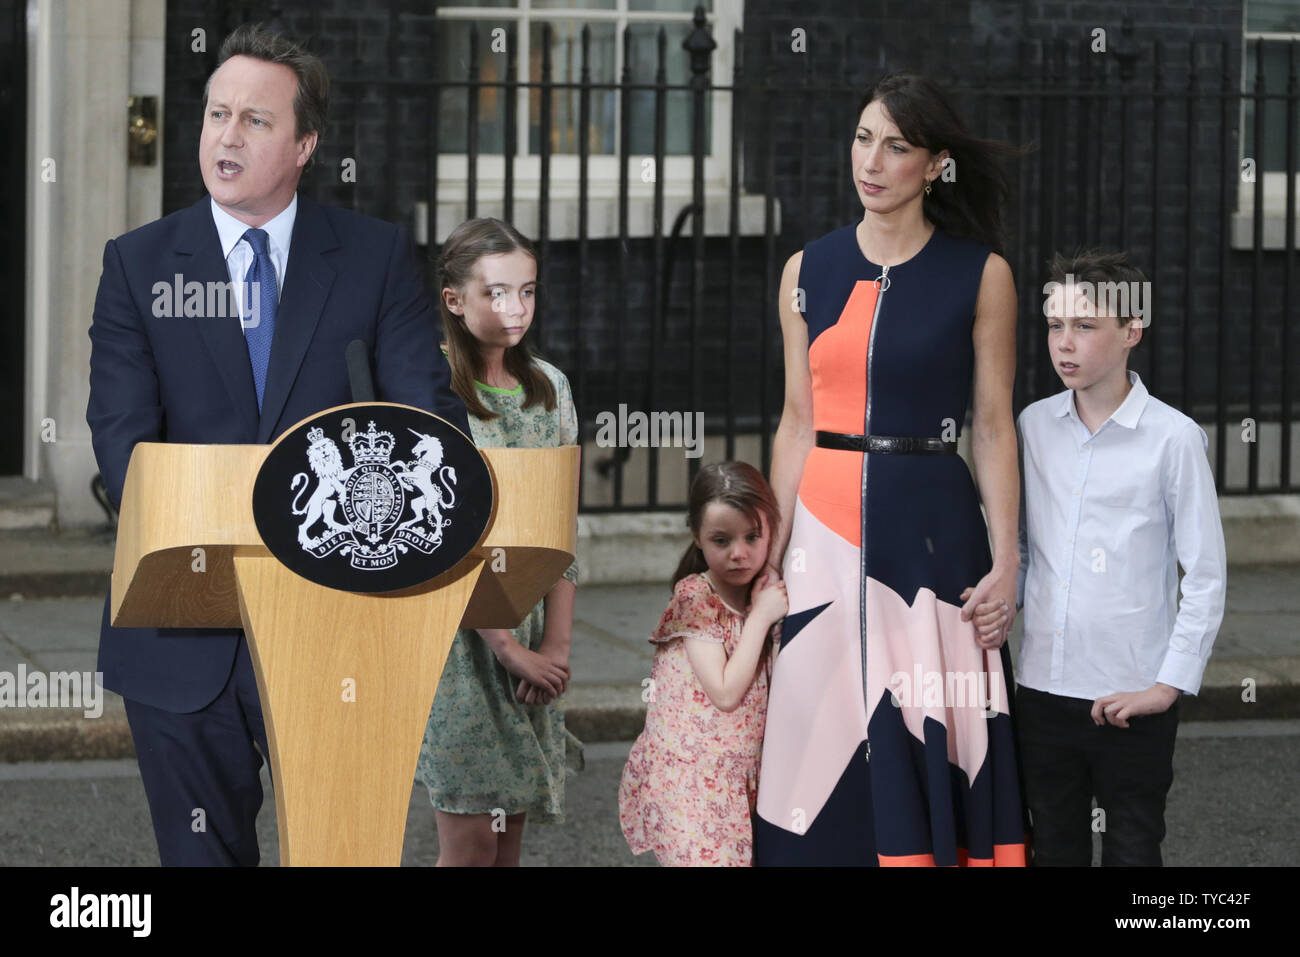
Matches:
[162,0,1290,457]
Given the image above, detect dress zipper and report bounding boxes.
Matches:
[861,264,889,764]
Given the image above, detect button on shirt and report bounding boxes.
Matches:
[1016,371,1227,699]
[210,195,295,319]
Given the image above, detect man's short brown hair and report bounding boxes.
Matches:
[203,23,329,164]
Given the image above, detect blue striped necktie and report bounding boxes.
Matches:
[241,227,278,410]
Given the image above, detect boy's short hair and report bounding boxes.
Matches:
[1046,248,1149,328]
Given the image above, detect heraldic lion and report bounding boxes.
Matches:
[291,431,351,547]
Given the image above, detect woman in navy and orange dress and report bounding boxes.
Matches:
[755,73,1029,866]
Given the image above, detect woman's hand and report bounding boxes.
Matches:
[959,564,1018,649]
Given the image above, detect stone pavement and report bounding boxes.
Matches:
[0,529,1296,761]
[2,725,1297,866]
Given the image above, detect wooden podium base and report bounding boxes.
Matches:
[233,554,485,866]
[110,431,578,865]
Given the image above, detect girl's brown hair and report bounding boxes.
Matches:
[437,217,556,421]
[672,461,781,591]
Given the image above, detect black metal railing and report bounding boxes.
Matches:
[210,3,1299,505]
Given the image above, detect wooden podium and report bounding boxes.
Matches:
[109,405,579,866]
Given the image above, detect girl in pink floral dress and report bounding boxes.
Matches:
[619,462,787,866]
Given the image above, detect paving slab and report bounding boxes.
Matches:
[0,562,1295,760]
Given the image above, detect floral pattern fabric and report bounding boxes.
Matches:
[618,572,773,865]
[415,357,580,823]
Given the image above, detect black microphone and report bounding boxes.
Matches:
[346,339,375,403]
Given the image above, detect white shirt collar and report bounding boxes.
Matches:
[209,193,298,261]
[1054,369,1150,431]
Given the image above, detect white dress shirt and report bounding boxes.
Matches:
[209,195,296,322]
[1016,371,1227,698]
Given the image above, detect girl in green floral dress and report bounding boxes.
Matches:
[416,218,579,866]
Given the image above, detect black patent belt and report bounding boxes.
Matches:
[815,431,958,455]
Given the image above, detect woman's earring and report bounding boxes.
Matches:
[924,180,932,196]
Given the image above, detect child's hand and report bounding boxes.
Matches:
[1090,683,1180,727]
[515,679,557,706]
[963,592,1012,649]
[493,640,570,698]
[537,642,571,680]
[751,575,788,626]
[748,568,784,602]
[514,643,570,705]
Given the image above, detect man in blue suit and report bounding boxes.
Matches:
[86,24,468,865]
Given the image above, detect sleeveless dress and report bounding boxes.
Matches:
[415,356,581,823]
[754,225,1028,866]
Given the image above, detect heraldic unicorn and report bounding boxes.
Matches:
[289,420,459,570]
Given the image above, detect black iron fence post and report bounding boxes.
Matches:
[1216,39,1231,491]
[1250,39,1266,492]
[614,27,633,509]
[647,27,667,507]
[576,24,592,488]
[684,6,715,486]
[1285,40,1297,491]
[726,28,743,464]
[466,22,480,221]
[538,24,554,344]
[504,21,517,225]
[1149,39,1162,397]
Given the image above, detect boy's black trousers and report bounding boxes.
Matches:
[1015,685,1179,866]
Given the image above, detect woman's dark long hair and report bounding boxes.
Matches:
[671,461,781,592]
[437,217,556,421]
[857,72,1025,255]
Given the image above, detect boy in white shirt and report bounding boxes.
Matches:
[1009,250,1226,866]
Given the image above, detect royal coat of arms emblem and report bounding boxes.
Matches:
[253,405,493,593]
[291,421,460,570]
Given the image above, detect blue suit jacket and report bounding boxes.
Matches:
[87,193,470,712]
